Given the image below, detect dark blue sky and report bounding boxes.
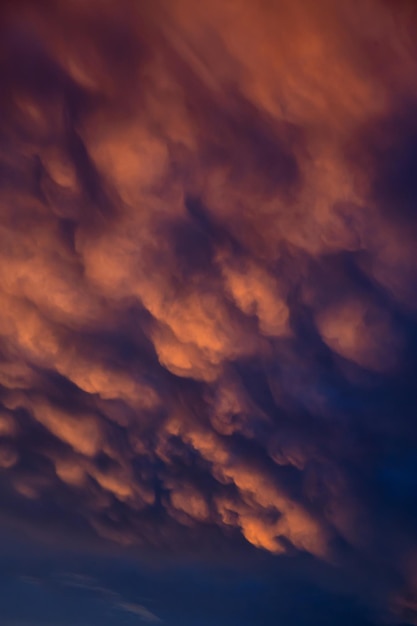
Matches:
[0,534,385,626]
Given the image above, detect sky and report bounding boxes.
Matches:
[1,0,417,624]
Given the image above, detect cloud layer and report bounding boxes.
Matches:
[1,0,417,622]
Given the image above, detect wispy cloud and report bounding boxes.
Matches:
[58,571,162,623]
[117,601,162,623]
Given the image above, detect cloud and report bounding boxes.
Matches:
[0,0,417,623]
[117,602,162,623]
[58,571,162,623]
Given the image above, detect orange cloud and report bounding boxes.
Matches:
[1,1,417,622]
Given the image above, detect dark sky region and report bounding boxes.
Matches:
[1,0,417,624]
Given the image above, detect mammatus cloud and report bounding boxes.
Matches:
[1,0,417,622]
